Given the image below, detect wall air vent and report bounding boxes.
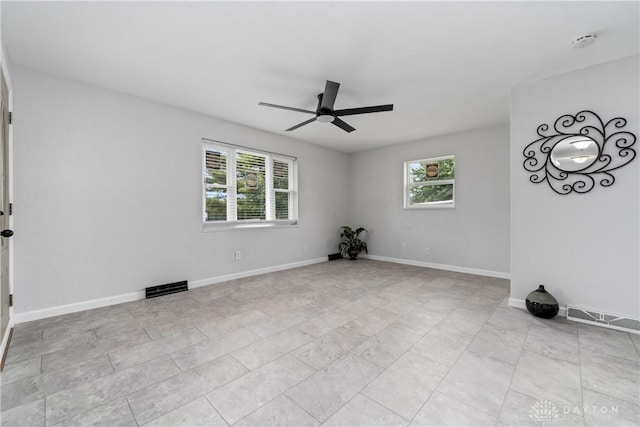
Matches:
[566,305,639,335]
[145,280,188,299]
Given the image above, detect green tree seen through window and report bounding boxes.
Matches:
[409,158,455,205]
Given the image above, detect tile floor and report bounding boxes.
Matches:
[1,260,638,426]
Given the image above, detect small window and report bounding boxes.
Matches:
[203,139,297,229]
[404,155,455,208]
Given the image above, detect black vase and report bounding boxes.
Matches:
[526,285,559,319]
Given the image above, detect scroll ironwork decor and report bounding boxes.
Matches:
[523,110,636,195]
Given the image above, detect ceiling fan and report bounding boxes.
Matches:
[258,80,393,133]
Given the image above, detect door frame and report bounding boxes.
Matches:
[0,47,14,363]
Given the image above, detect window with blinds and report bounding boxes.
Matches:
[404,155,455,208]
[203,140,297,227]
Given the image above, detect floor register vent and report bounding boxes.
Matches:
[145,280,188,299]
[566,305,639,334]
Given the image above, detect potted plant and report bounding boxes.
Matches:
[338,226,368,260]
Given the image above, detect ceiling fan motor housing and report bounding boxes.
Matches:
[316,93,335,122]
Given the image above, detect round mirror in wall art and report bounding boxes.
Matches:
[550,136,600,172]
[523,110,636,195]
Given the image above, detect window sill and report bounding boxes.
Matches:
[404,203,455,210]
[202,220,299,232]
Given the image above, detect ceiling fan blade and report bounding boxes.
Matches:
[332,117,355,133]
[334,104,394,116]
[286,117,317,131]
[258,102,316,115]
[320,80,340,111]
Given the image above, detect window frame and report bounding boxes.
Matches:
[403,155,455,209]
[202,139,298,231]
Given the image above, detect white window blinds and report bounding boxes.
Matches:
[203,140,297,225]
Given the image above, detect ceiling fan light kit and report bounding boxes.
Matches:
[259,80,393,133]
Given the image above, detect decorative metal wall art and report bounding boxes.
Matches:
[523,110,636,195]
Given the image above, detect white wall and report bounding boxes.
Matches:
[11,67,349,315]
[348,126,510,276]
[510,55,639,318]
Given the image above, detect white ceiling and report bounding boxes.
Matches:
[2,1,638,153]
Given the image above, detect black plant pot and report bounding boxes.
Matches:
[526,285,559,319]
[348,250,359,260]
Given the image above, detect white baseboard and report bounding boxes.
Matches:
[508,297,568,318]
[189,257,326,288]
[14,291,145,324]
[360,254,511,280]
[13,257,327,324]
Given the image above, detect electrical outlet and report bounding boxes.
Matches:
[401,241,407,249]
[425,247,430,255]
[235,251,242,260]
[302,246,307,253]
